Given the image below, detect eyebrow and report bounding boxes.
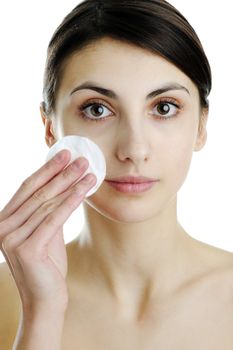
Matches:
[70,81,190,100]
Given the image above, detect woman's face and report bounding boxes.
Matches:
[43,37,208,223]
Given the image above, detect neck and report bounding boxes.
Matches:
[76,197,194,321]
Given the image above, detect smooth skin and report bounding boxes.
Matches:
[0,151,97,349]
[1,37,233,349]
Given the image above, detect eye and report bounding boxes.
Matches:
[151,98,182,120]
[77,97,182,123]
[78,99,113,122]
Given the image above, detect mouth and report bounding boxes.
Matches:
[105,179,159,194]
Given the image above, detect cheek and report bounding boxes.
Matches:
[58,116,80,136]
[164,130,196,192]
[58,115,113,143]
[84,137,195,219]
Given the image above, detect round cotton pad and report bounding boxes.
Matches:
[45,135,106,197]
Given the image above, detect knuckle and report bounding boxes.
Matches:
[21,173,41,191]
[21,176,32,189]
[40,199,56,215]
[74,182,87,195]
[74,184,84,194]
[62,166,73,179]
[44,213,56,227]
[44,160,54,171]
[0,220,7,235]
[32,188,47,203]
[0,212,9,226]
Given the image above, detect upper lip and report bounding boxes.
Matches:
[105,176,158,183]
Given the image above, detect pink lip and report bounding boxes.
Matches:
[106,176,157,184]
[105,179,159,194]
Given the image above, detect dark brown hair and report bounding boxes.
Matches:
[41,0,212,118]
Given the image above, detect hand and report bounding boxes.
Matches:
[0,149,96,313]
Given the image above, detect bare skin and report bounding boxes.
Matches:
[0,37,233,349]
[0,238,233,349]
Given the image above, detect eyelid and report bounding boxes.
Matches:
[153,95,183,105]
[77,95,184,122]
[77,98,114,122]
[150,97,183,118]
[79,98,113,111]
[79,95,183,109]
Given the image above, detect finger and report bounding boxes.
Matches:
[2,174,97,250]
[0,149,71,220]
[0,156,89,239]
[29,174,96,252]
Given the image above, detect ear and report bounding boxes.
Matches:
[40,103,57,148]
[194,108,209,152]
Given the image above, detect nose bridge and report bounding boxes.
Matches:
[120,109,149,141]
[116,111,151,163]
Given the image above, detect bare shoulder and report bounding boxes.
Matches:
[211,245,233,296]
[0,262,21,349]
[192,238,233,298]
[200,240,233,271]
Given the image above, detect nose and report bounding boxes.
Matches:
[115,119,151,165]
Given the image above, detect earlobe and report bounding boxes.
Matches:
[39,103,57,148]
[194,108,209,152]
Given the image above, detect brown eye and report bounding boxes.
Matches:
[78,100,113,122]
[151,99,181,120]
[89,104,105,118]
[157,102,171,115]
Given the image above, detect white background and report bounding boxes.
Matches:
[0,1,232,263]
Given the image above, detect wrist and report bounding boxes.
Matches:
[13,307,66,350]
[22,298,68,318]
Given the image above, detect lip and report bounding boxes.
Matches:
[105,176,159,194]
[106,176,157,184]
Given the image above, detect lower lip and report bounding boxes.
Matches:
[105,181,158,193]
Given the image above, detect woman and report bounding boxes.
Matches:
[0,0,232,349]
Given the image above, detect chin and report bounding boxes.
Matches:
[84,191,165,224]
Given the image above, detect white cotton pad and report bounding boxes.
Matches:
[45,135,106,197]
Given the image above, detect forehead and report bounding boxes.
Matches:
[58,37,198,99]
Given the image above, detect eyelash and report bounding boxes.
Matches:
[77,97,183,123]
